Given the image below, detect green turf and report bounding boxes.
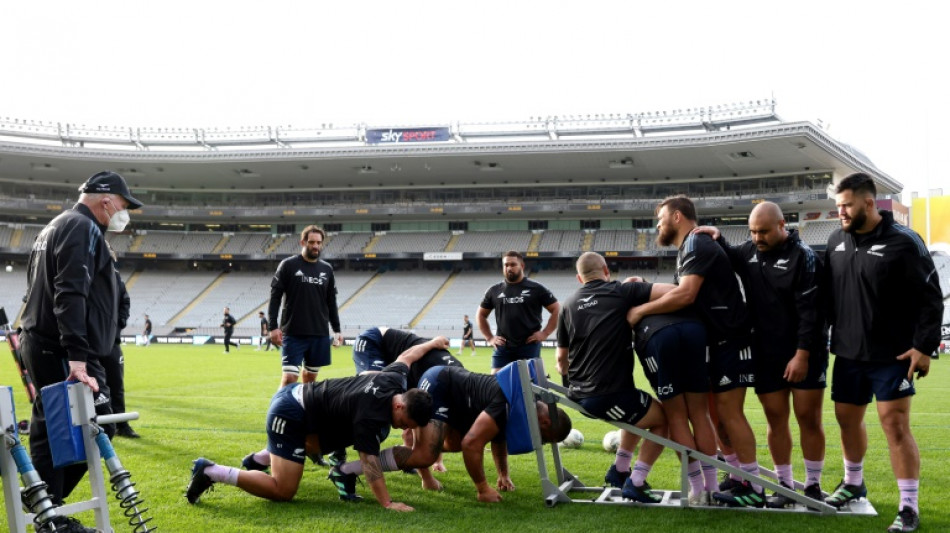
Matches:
[2,344,949,532]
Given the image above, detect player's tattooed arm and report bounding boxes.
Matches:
[360,451,411,510]
[392,446,413,469]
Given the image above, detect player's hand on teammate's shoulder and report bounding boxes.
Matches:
[691,225,721,240]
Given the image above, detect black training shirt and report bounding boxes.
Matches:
[380,328,463,387]
[480,278,558,346]
[302,361,409,456]
[437,366,508,435]
[676,232,750,344]
[269,255,340,335]
[557,279,653,398]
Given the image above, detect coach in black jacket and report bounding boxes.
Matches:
[823,173,942,531]
[20,170,142,505]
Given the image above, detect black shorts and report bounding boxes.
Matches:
[708,337,754,393]
[753,346,828,395]
[265,385,308,464]
[352,328,386,374]
[417,366,450,423]
[830,357,915,405]
[636,320,708,400]
[577,388,655,427]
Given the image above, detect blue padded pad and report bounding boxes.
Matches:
[495,359,538,455]
[41,381,86,468]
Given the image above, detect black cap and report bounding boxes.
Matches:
[78,171,143,210]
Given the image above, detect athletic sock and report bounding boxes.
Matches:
[631,460,652,487]
[253,449,271,466]
[340,460,362,475]
[740,462,762,493]
[687,460,704,495]
[724,453,741,481]
[378,447,399,472]
[205,464,239,486]
[897,478,919,514]
[340,448,401,475]
[702,463,718,492]
[775,463,793,488]
[614,448,633,473]
[843,459,863,486]
[803,458,823,487]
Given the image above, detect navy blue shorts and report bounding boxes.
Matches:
[265,385,307,464]
[636,321,708,400]
[708,338,754,393]
[753,346,828,395]
[352,328,386,374]
[491,342,541,370]
[830,357,915,405]
[417,366,451,423]
[281,334,331,374]
[577,388,655,427]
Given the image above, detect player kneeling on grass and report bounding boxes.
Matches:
[332,365,572,503]
[185,347,435,511]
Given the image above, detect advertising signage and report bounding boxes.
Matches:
[366,127,451,144]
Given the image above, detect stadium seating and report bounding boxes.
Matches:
[799,220,840,246]
[451,231,532,253]
[338,270,451,334]
[412,271,500,335]
[368,232,452,254]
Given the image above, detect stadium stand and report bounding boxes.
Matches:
[411,271,500,335]
[368,232,452,254]
[338,270,451,334]
[537,230,585,253]
[171,271,274,336]
[591,229,639,252]
[719,225,750,245]
[799,220,840,246]
[0,268,28,325]
[451,231,532,253]
[125,271,221,335]
[323,232,373,256]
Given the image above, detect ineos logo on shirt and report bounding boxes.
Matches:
[294,270,327,285]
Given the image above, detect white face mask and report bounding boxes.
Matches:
[106,201,131,232]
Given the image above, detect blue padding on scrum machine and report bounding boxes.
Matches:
[495,359,539,455]
[41,381,86,468]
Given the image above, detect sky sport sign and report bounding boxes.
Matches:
[366,127,450,144]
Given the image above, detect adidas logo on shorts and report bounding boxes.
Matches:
[899,379,912,392]
[719,376,732,387]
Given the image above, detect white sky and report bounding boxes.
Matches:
[2,1,947,198]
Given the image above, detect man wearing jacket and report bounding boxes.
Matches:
[824,173,943,533]
[20,170,142,505]
[696,201,828,506]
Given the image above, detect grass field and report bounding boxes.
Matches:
[2,343,949,532]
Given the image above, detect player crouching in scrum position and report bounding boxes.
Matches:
[331,364,572,502]
[185,341,436,511]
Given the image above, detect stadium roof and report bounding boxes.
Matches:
[0,100,901,204]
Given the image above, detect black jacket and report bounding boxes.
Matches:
[719,228,826,358]
[21,203,120,363]
[825,210,943,362]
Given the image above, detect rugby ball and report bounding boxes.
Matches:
[560,429,584,449]
[602,429,621,453]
